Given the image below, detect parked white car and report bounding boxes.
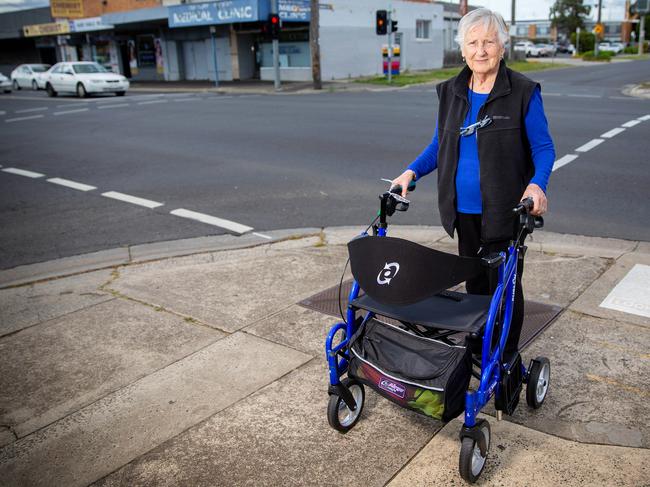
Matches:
[514,41,543,57]
[536,43,556,57]
[598,42,624,54]
[10,64,51,90]
[45,62,129,98]
[0,73,12,93]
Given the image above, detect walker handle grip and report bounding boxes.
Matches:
[513,197,534,215]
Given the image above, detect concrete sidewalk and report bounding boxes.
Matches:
[0,226,648,486]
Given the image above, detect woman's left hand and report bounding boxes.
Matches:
[521,183,547,216]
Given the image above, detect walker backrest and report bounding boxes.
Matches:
[347,236,483,305]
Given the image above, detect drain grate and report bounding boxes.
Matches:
[298,280,562,350]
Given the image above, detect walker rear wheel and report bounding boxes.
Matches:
[327,378,364,433]
[526,357,550,409]
[459,420,491,483]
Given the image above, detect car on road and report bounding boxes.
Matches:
[0,73,12,93]
[44,62,129,98]
[598,42,624,54]
[536,43,556,57]
[10,64,51,90]
[514,41,544,57]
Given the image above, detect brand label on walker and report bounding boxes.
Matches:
[378,377,406,398]
[377,262,400,285]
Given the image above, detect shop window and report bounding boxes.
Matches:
[416,19,431,40]
[259,41,310,68]
[137,35,156,68]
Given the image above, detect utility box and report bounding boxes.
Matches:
[382,44,400,75]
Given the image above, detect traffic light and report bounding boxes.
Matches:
[376,10,387,35]
[391,20,398,33]
[269,13,281,39]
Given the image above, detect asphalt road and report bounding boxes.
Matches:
[1,59,649,269]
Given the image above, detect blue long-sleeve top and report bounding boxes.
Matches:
[407,86,555,214]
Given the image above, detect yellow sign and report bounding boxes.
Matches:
[23,21,70,37]
[51,0,84,18]
[593,23,604,35]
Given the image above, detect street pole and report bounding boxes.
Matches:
[594,0,602,56]
[309,0,321,90]
[576,26,580,54]
[509,0,516,60]
[210,26,219,88]
[387,6,392,84]
[271,0,281,90]
[639,8,647,56]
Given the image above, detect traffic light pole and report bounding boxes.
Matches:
[272,0,281,90]
[387,7,392,84]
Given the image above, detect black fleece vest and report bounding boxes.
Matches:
[435,60,539,242]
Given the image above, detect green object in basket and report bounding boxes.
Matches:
[408,389,444,419]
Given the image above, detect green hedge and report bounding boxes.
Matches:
[582,50,613,61]
[570,32,595,53]
[623,43,648,54]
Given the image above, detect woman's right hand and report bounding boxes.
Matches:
[391,170,416,197]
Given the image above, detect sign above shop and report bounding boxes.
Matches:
[23,21,71,37]
[70,17,114,33]
[279,0,310,22]
[51,0,84,18]
[168,0,259,28]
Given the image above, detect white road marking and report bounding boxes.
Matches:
[575,138,604,152]
[600,264,650,318]
[98,103,129,109]
[0,110,5,115]
[53,108,89,116]
[15,107,48,114]
[567,94,601,98]
[57,103,89,108]
[639,114,650,121]
[543,93,563,96]
[552,154,578,171]
[601,127,625,138]
[137,99,167,105]
[47,177,96,192]
[5,114,44,123]
[2,167,45,178]
[253,232,273,240]
[172,98,199,102]
[170,208,253,234]
[101,191,163,209]
[622,119,641,128]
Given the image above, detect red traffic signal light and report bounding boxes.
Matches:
[269,13,281,39]
[376,10,387,35]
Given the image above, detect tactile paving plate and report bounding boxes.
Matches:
[298,280,562,350]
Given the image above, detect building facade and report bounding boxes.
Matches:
[1,0,449,83]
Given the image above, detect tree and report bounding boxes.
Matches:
[549,0,591,36]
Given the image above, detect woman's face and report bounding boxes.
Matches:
[461,24,504,77]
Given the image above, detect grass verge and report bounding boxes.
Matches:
[355,61,570,87]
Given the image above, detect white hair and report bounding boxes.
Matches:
[455,8,509,48]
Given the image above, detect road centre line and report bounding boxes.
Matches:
[15,107,48,114]
[5,114,44,123]
[639,114,650,121]
[56,103,89,108]
[575,138,604,152]
[552,154,578,172]
[2,167,45,178]
[567,94,601,98]
[622,119,641,128]
[102,191,164,209]
[172,98,199,102]
[137,99,167,105]
[601,127,625,138]
[98,103,130,109]
[47,177,96,192]
[53,108,89,116]
[170,208,253,235]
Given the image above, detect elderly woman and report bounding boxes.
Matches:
[391,8,555,355]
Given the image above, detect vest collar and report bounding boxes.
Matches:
[452,59,511,104]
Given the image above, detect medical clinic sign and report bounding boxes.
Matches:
[168,0,259,28]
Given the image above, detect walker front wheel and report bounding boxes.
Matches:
[526,357,550,409]
[327,378,364,433]
[459,420,491,483]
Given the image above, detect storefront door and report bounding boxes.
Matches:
[182,40,209,80]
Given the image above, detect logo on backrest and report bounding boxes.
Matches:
[377,262,400,285]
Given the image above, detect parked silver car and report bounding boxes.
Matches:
[0,73,12,93]
[10,64,51,90]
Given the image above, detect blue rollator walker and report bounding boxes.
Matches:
[325,182,550,483]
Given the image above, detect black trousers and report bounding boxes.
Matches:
[456,213,524,354]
